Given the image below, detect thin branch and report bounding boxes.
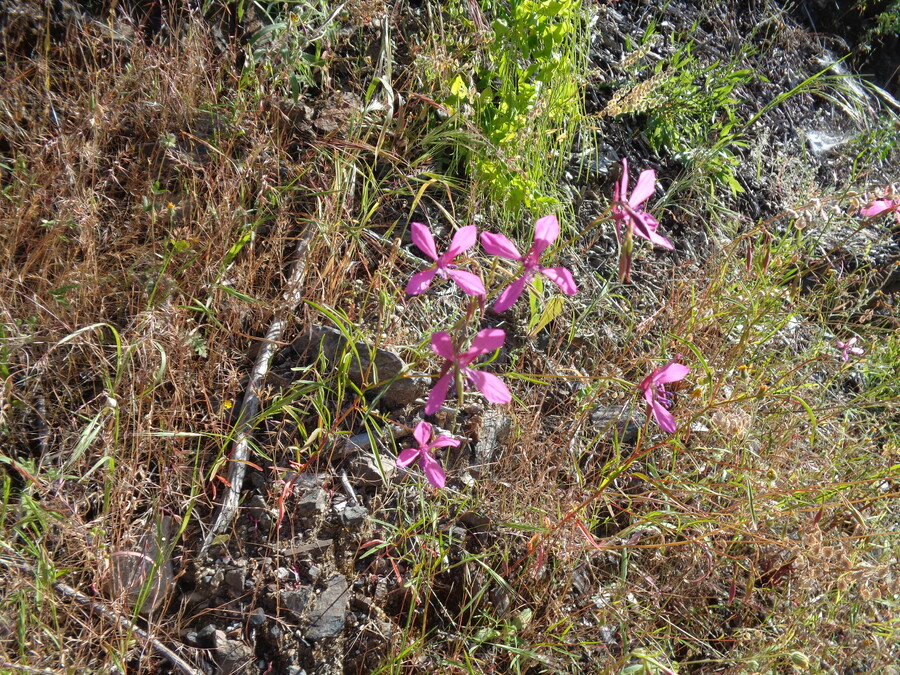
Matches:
[0,555,202,675]
[200,224,316,555]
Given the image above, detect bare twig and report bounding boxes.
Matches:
[0,555,202,675]
[200,225,316,555]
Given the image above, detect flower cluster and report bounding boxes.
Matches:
[401,214,578,486]
[399,185,694,487]
[836,337,864,362]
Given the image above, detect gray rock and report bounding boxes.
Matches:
[281,587,312,619]
[340,504,368,527]
[213,629,254,675]
[472,409,512,476]
[306,574,349,640]
[224,567,246,594]
[249,607,267,627]
[296,486,328,517]
[102,516,174,615]
[590,405,645,444]
[290,324,421,408]
[347,449,396,487]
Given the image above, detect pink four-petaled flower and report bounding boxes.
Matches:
[396,421,458,488]
[480,215,578,312]
[425,329,512,414]
[836,337,864,362]
[406,223,486,296]
[613,158,674,250]
[860,198,900,225]
[639,359,690,434]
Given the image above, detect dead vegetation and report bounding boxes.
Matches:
[1,1,898,673]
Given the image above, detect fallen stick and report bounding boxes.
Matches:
[0,555,202,675]
[200,225,315,555]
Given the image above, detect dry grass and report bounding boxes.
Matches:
[1,1,898,674]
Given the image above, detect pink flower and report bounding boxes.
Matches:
[836,337,864,362]
[612,158,674,250]
[425,329,512,414]
[481,214,578,312]
[406,223,486,296]
[860,198,900,224]
[639,360,690,434]
[396,421,458,488]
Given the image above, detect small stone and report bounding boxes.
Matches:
[472,409,511,476]
[296,487,328,517]
[224,568,246,594]
[590,405,645,444]
[306,574,349,640]
[347,451,396,487]
[281,587,312,619]
[249,607,267,627]
[102,517,174,615]
[274,567,292,581]
[213,629,254,675]
[340,504,368,527]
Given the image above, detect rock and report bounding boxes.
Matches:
[339,504,368,527]
[224,567,246,595]
[102,516,174,615]
[296,486,328,517]
[290,324,421,409]
[589,405,645,444]
[281,587,312,619]
[249,607,267,628]
[246,494,273,530]
[346,448,396,487]
[306,574,349,640]
[213,629,254,675]
[472,409,512,476]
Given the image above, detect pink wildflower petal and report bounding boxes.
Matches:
[481,232,522,260]
[410,222,439,261]
[420,451,446,488]
[532,214,559,255]
[651,398,677,433]
[629,169,656,207]
[413,421,432,447]
[653,362,690,384]
[396,447,420,468]
[860,200,897,217]
[631,212,674,250]
[541,266,577,295]
[447,268,486,296]
[646,226,675,251]
[461,328,506,362]
[406,268,438,295]
[429,434,461,449]
[424,371,454,415]
[465,369,512,404]
[430,331,456,360]
[446,225,478,259]
[493,275,530,312]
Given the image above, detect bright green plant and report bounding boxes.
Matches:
[609,35,753,195]
[444,0,585,211]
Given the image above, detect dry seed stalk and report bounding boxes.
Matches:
[603,69,670,117]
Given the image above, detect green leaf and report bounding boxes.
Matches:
[528,295,564,337]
